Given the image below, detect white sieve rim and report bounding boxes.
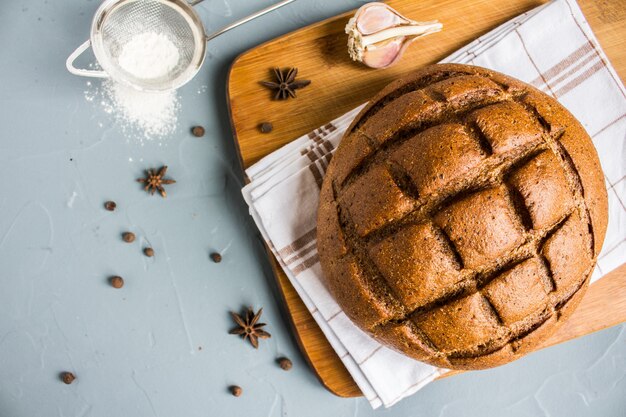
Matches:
[89,0,207,92]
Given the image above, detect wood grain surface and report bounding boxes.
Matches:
[227,0,626,398]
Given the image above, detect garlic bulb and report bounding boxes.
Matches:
[345,3,443,69]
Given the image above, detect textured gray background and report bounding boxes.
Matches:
[0,0,624,416]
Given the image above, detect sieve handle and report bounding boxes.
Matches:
[203,0,297,42]
[66,40,109,79]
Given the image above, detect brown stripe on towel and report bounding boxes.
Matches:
[312,142,326,159]
[309,160,324,188]
[554,59,604,98]
[268,241,288,269]
[320,138,334,154]
[305,147,319,162]
[277,227,317,258]
[318,156,329,173]
[292,253,320,276]
[530,41,593,86]
[303,143,327,188]
[563,0,626,100]
[545,51,597,89]
[320,152,333,175]
[284,240,318,266]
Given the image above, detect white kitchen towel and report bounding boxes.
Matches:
[242,0,626,408]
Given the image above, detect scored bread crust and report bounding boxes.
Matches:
[317,63,608,370]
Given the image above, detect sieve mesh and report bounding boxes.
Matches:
[97,0,201,90]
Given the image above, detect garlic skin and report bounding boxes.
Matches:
[346,3,443,69]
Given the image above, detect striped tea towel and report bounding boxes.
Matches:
[242,0,626,408]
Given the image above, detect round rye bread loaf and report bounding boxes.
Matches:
[317,64,608,370]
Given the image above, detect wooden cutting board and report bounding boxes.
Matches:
[227,0,626,397]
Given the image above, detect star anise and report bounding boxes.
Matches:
[260,67,311,100]
[137,166,176,198]
[229,307,271,348]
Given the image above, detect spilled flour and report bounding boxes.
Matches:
[84,80,180,142]
[103,80,180,139]
[83,31,182,142]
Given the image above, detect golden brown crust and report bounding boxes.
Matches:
[317,64,608,370]
[520,91,608,256]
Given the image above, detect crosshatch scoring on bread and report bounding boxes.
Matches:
[317,63,608,370]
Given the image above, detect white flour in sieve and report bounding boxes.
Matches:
[84,32,183,140]
[118,32,181,80]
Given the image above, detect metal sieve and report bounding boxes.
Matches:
[67,0,295,92]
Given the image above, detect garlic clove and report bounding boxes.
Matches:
[355,3,409,35]
[346,2,443,69]
[361,37,404,69]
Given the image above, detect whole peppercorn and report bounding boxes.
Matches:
[122,232,136,243]
[104,201,117,211]
[144,247,155,257]
[230,385,242,397]
[61,372,75,384]
[259,122,273,133]
[278,357,293,371]
[110,276,124,289]
[210,252,222,263]
[191,126,205,137]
